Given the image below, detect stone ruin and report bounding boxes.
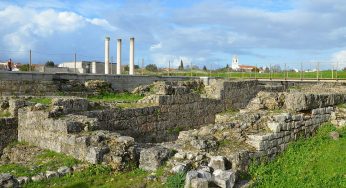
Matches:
[1,78,346,187]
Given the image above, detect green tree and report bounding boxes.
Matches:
[45,60,55,67]
[124,65,129,71]
[178,60,184,70]
[19,64,34,72]
[145,64,158,72]
[203,65,207,71]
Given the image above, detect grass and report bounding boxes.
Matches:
[88,92,144,103]
[131,69,346,80]
[0,149,80,177]
[0,111,11,118]
[337,103,346,109]
[25,166,164,188]
[29,97,52,105]
[166,172,186,188]
[249,123,346,188]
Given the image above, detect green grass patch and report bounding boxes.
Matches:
[337,103,346,109]
[166,172,186,188]
[0,111,11,118]
[29,98,52,105]
[0,149,79,177]
[249,123,346,187]
[88,92,144,103]
[25,166,164,188]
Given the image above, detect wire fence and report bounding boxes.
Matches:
[0,49,345,80]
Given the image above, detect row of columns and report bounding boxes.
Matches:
[104,37,134,75]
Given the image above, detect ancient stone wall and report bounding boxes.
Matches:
[83,93,223,142]
[247,106,333,159]
[17,108,135,170]
[205,79,285,109]
[0,72,191,96]
[0,118,17,155]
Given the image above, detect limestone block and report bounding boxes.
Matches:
[139,146,173,171]
[190,178,209,188]
[0,173,19,188]
[45,171,59,179]
[212,169,236,188]
[16,176,29,185]
[267,122,281,133]
[208,156,228,170]
[171,164,189,174]
[184,171,199,188]
[31,173,46,182]
[57,166,72,176]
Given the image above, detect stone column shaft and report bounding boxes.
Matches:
[105,37,110,74]
[129,37,135,75]
[117,39,122,75]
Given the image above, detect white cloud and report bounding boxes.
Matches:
[150,42,162,51]
[331,50,346,68]
[0,5,116,51]
[87,18,117,31]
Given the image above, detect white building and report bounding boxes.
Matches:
[231,55,257,72]
[57,61,117,74]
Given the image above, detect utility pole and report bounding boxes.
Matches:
[141,58,144,76]
[336,61,339,81]
[269,64,272,80]
[300,62,303,81]
[29,49,32,72]
[74,53,77,73]
[317,62,320,81]
[284,63,287,80]
[168,60,170,76]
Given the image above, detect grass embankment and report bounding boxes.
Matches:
[29,98,52,105]
[87,92,144,103]
[24,165,183,188]
[249,123,346,187]
[132,69,346,80]
[0,147,79,177]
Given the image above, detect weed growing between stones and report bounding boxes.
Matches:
[87,92,144,103]
[0,111,11,118]
[249,123,346,187]
[29,98,52,105]
[166,172,186,188]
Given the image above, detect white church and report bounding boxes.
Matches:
[231,55,257,72]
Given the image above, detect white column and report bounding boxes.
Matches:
[129,37,135,75]
[91,61,97,74]
[105,37,110,74]
[117,39,122,75]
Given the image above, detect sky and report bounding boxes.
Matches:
[0,0,346,70]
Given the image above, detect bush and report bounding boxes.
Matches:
[145,64,158,72]
[166,172,186,188]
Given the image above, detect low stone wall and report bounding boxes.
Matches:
[83,93,223,142]
[247,106,333,159]
[0,118,17,156]
[18,109,135,170]
[205,79,285,109]
[0,72,191,95]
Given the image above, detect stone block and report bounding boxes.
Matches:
[0,173,19,188]
[213,169,236,188]
[267,122,281,133]
[139,146,173,171]
[208,156,228,170]
[190,178,209,188]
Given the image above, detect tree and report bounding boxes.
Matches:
[225,64,229,69]
[19,64,34,72]
[145,64,158,72]
[124,65,129,71]
[134,65,140,69]
[178,60,184,70]
[45,60,55,67]
[203,65,207,71]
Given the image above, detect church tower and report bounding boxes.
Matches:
[231,55,239,70]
